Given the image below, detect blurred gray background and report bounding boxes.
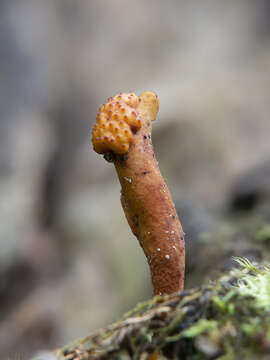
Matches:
[1,0,270,358]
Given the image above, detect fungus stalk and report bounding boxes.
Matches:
[92,92,185,295]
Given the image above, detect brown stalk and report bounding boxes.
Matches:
[92,91,185,295]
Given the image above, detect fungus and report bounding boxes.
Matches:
[91,91,185,295]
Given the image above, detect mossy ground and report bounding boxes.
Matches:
[54,258,270,360]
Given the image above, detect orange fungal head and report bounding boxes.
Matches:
[92,92,142,155]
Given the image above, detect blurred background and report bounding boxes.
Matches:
[1,0,270,358]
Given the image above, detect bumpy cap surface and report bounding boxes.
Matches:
[92,92,142,155]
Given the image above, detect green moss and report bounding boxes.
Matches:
[182,319,218,338]
[55,258,270,360]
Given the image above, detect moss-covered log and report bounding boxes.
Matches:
[33,259,270,360]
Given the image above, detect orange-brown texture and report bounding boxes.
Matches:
[92,92,185,295]
[92,92,142,154]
